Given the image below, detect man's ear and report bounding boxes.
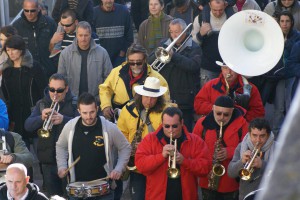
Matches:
[25,176,30,184]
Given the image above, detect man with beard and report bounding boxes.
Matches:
[193,95,248,200]
[56,92,131,200]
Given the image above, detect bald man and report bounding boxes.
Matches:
[0,163,48,200]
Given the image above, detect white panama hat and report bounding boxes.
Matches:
[134,77,167,97]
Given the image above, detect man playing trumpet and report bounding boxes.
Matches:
[228,118,276,200]
[135,107,211,200]
[25,73,78,197]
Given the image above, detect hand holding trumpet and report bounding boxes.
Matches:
[162,144,184,164]
[41,109,63,125]
[242,150,262,169]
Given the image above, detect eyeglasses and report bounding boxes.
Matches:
[164,124,179,129]
[215,112,230,117]
[24,9,37,13]
[128,61,143,66]
[49,87,66,93]
[61,21,75,28]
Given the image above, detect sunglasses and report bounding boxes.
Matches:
[49,87,65,93]
[128,61,143,66]
[215,112,230,117]
[164,124,179,129]
[24,9,37,13]
[61,21,75,28]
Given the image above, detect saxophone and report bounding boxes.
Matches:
[208,122,226,191]
[126,108,149,171]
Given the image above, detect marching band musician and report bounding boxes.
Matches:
[148,18,202,132]
[25,73,78,197]
[193,95,248,200]
[194,63,265,122]
[99,43,170,121]
[56,93,131,200]
[117,77,168,200]
[135,107,211,200]
[227,118,276,200]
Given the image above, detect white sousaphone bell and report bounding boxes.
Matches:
[218,10,284,76]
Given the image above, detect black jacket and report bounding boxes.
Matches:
[12,12,57,77]
[1,51,47,138]
[24,88,78,164]
[52,0,94,27]
[0,182,48,200]
[149,37,202,109]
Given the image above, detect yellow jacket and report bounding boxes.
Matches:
[117,101,163,143]
[99,62,170,110]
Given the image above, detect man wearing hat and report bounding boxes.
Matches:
[117,77,168,200]
[194,63,265,122]
[193,95,248,200]
[135,106,211,200]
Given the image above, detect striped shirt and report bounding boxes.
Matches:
[61,32,100,50]
[68,0,78,10]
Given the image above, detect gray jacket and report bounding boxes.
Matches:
[56,116,131,182]
[4,131,34,168]
[58,38,113,100]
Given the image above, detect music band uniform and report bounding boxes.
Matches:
[194,74,265,122]
[99,63,169,110]
[193,97,248,199]
[135,108,211,200]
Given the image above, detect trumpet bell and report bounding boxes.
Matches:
[37,129,50,138]
[155,47,171,64]
[212,164,226,177]
[167,168,180,179]
[218,10,284,76]
[239,168,251,181]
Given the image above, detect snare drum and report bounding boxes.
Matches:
[66,179,110,198]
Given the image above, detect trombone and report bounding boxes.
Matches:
[239,142,261,181]
[37,98,60,138]
[151,23,193,72]
[167,133,180,179]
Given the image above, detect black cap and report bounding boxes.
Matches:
[214,95,234,108]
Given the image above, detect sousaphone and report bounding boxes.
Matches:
[218,10,284,76]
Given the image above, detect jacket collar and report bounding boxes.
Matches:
[4,49,33,69]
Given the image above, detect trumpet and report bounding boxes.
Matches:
[151,23,193,72]
[167,133,180,179]
[37,98,60,138]
[239,142,261,181]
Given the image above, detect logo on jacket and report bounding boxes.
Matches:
[93,136,104,147]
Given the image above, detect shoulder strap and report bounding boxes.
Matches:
[238,127,243,142]
[125,102,138,118]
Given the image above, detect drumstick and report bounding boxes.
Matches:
[65,156,80,173]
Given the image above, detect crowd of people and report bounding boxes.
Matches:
[0,0,298,199]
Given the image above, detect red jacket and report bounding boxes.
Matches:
[194,74,265,122]
[193,110,248,192]
[135,125,211,200]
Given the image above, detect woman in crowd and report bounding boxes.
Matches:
[0,26,18,73]
[1,35,47,147]
[264,0,300,30]
[138,0,173,54]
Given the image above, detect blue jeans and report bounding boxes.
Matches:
[42,164,67,196]
[200,68,220,89]
[69,191,114,200]
[273,80,286,138]
[129,172,146,200]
